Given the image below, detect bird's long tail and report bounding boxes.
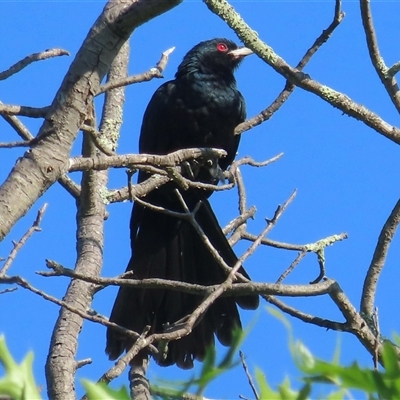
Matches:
[106,199,259,369]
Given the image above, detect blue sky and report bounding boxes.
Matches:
[1,1,400,398]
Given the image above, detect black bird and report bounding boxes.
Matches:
[106,38,259,369]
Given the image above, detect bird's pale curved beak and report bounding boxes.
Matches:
[228,46,253,60]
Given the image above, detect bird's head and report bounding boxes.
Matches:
[175,38,253,79]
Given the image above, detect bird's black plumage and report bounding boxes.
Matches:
[106,38,259,369]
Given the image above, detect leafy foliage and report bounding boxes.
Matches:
[81,380,130,400]
[2,315,400,399]
[152,327,244,398]
[0,335,40,400]
[261,309,400,400]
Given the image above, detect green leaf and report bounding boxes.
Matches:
[278,376,298,400]
[325,388,345,400]
[0,335,41,400]
[255,368,280,400]
[392,332,400,348]
[381,341,400,378]
[296,383,311,400]
[292,340,315,372]
[331,336,341,366]
[81,380,130,400]
[196,343,217,392]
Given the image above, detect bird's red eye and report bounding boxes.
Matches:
[216,43,228,52]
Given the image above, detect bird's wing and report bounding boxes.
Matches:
[139,80,178,156]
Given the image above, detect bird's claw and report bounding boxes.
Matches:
[181,160,199,180]
[206,158,225,184]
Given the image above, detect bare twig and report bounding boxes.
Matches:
[387,61,400,78]
[227,167,250,246]
[359,0,400,112]
[269,276,385,365]
[79,327,152,397]
[227,191,297,285]
[41,259,335,298]
[167,167,234,193]
[327,279,391,365]
[0,114,79,213]
[0,287,18,295]
[307,233,349,284]
[239,351,259,400]
[276,251,307,284]
[57,175,81,200]
[265,295,347,332]
[310,250,326,284]
[224,206,256,237]
[0,204,48,276]
[0,48,69,81]
[107,174,171,204]
[75,359,92,370]
[0,103,34,140]
[205,0,400,146]
[80,124,115,156]
[0,99,80,199]
[96,47,175,95]
[0,103,50,118]
[0,140,32,148]
[227,155,283,246]
[1,273,158,357]
[241,233,306,251]
[235,167,247,214]
[2,114,81,205]
[231,153,283,169]
[242,232,348,254]
[235,0,345,134]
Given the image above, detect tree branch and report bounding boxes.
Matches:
[239,351,259,400]
[360,197,400,316]
[0,0,183,242]
[327,279,394,365]
[0,273,159,354]
[265,295,346,331]
[45,37,123,400]
[0,103,35,140]
[0,204,48,277]
[68,148,227,172]
[235,0,344,135]
[0,103,49,118]
[0,48,69,81]
[204,0,400,145]
[359,0,400,112]
[96,46,175,95]
[40,259,335,298]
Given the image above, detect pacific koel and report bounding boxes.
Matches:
[106,38,259,369]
